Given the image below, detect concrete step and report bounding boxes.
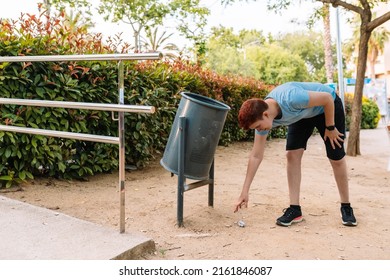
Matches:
[0,196,155,260]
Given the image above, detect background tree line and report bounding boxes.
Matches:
[204,27,343,85]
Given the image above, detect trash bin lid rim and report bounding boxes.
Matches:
[181,92,230,111]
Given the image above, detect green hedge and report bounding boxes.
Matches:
[0,59,270,188]
[344,93,381,130]
[0,13,270,188]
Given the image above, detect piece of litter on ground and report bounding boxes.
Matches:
[237,220,246,227]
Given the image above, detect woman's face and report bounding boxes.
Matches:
[249,112,273,131]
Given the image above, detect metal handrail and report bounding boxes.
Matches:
[0,53,162,233]
[0,98,155,113]
[0,125,120,144]
[0,53,162,62]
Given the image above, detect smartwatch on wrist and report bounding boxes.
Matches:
[326,125,335,131]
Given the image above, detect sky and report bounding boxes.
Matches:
[0,0,352,48]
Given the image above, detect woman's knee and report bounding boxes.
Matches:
[329,157,346,168]
[286,149,304,163]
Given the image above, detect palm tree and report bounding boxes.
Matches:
[367,26,390,79]
[140,27,181,60]
[322,3,334,83]
[344,13,389,80]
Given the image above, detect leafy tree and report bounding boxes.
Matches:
[275,31,334,82]
[97,0,170,52]
[204,26,310,83]
[238,29,266,47]
[221,0,390,156]
[41,1,209,60]
[205,26,243,75]
[208,26,242,48]
[97,0,209,54]
[169,0,210,64]
[41,0,93,20]
[245,43,310,83]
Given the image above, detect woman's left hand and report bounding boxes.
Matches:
[324,128,344,149]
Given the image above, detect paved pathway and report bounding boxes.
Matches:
[0,196,154,260]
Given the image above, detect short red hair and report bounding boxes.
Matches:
[238,98,268,130]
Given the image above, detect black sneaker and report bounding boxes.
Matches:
[341,205,357,226]
[276,207,303,226]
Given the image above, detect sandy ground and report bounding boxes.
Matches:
[2,125,390,260]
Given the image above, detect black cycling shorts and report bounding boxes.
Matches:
[286,95,346,160]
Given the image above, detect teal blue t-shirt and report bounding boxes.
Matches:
[256,82,336,135]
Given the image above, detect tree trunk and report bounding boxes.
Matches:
[346,26,371,156]
[323,3,334,83]
[134,30,140,52]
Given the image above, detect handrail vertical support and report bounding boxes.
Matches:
[208,159,215,207]
[118,61,126,233]
[177,116,186,227]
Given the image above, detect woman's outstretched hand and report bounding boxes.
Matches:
[234,192,249,213]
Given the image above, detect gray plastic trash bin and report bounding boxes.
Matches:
[160,92,230,180]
